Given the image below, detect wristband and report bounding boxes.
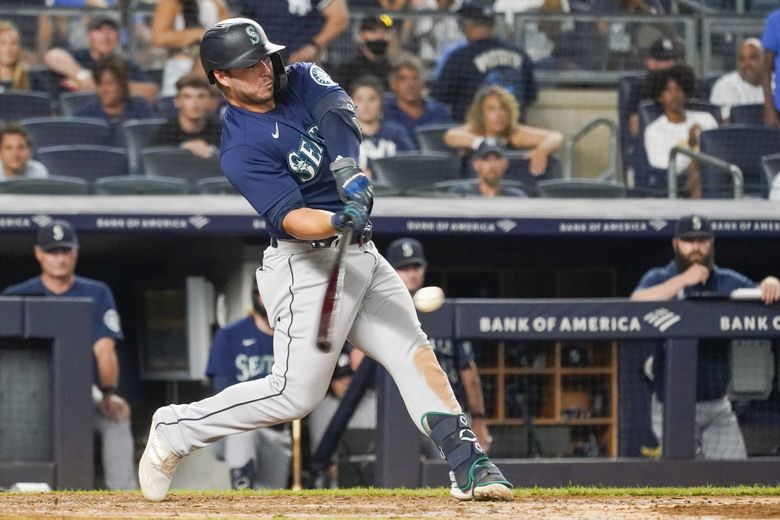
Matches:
[100,385,117,395]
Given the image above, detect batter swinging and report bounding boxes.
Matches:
[138,18,512,502]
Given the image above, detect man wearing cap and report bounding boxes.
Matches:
[450,139,528,197]
[631,215,780,459]
[43,15,158,101]
[334,15,395,93]
[386,237,492,454]
[2,220,136,489]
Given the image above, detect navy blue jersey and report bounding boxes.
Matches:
[239,0,328,59]
[634,261,756,402]
[220,62,354,239]
[206,316,275,393]
[2,276,123,344]
[383,94,453,138]
[431,338,475,410]
[360,121,416,171]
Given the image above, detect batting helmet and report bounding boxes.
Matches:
[199,17,287,92]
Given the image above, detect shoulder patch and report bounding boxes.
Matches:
[309,65,335,87]
[103,309,122,334]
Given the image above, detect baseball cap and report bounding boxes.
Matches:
[37,219,79,251]
[648,37,682,61]
[386,238,427,268]
[674,215,713,239]
[458,0,495,19]
[360,14,393,31]
[87,15,119,32]
[473,138,506,159]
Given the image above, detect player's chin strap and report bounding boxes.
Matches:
[423,412,489,490]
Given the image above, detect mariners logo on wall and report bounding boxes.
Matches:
[309,65,335,86]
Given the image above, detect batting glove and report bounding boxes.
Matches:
[331,201,368,233]
[330,157,374,207]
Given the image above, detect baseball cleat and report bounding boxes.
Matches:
[138,423,181,501]
[449,459,513,501]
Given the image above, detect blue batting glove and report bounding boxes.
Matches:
[330,157,374,207]
[331,201,368,232]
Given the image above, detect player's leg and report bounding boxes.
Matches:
[347,243,512,501]
[253,427,292,488]
[223,431,258,489]
[699,396,747,459]
[650,392,664,449]
[94,410,136,489]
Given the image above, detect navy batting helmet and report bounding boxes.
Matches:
[199,18,287,92]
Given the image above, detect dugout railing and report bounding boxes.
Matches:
[376,298,780,488]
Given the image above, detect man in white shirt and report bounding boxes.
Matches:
[0,124,49,180]
[710,38,766,120]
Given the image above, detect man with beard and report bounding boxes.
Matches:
[205,282,291,489]
[631,215,780,459]
[449,139,527,197]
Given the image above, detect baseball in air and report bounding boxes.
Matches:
[413,286,445,313]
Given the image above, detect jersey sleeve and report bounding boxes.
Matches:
[633,268,669,294]
[93,284,124,343]
[289,62,348,115]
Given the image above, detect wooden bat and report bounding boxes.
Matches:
[291,419,302,491]
[316,226,353,353]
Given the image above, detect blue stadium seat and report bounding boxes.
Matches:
[196,177,237,195]
[729,104,764,125]
[414,124,457,154]
[59,93,154,117]
[95,175,189,195]
[637,100,722,130]
[0,91,51,120]
[141,146,222,183]
[370,152,461,194]
[500,151,560,195]
[36,145,128,183]
[155,96,178,119]
[536,178,626,198]
[121,118,168,174]
[699,126,780,198]
[21,117,111,147]
[0,175,89,195]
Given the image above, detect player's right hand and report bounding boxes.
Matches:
[331,201,368,232]
[682,263,710,286]
[330,157,374,207]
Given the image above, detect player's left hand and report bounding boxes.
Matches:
[331,201,368,233]
[759,276,780,305]
[99,394,131,422]
[471,417,492,454]
[330,157,374,207]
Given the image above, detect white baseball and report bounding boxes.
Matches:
[413,286,445,313]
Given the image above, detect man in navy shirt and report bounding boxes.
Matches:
[139,18,512,503]
[206,284,291,489]
[2,220,136,489]
[631,215,780,459]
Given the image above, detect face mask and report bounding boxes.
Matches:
[365,40,388,56]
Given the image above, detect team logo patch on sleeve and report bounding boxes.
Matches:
[104,309,122,334]
[310,65,335,86]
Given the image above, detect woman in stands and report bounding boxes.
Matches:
[350,75,416,179]
[152,0,230,97]
[643,64,718,199]
[0,21,30,92]
[443,85,563,177]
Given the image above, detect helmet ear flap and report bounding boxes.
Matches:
[270,52,287,93]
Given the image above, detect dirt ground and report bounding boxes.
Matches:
[1,492,780,520]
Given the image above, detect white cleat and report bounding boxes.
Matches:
[138,423,181,501]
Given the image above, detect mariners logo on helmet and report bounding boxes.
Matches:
[245,25,260,45]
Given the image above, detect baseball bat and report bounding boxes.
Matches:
[291,418,302,491]
[316,226,354,353]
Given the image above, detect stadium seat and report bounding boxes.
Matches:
[196,176,237,195]
[762,153,780,183]
[0,91,51,120]
[699,126,780,198]
[141,146,222,183]
[21,117,111,147]
[371,182,400,197]
[58,92,99,116]
[416,178,530,198]
[414,124,457,154]
[370,152,460,194]
[501,151,560,195]
[0,175,89,194]
[155,96,178,118]
[729,104,764,125]
[95,175,189,195]
[121,118,168,174]
[36,145,128,183]
[536,178,627,198]
[637,99,722,130]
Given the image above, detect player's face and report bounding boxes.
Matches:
[482,95,510,136]
[220,58,275,109]
[658,79,686,114]
[176,87,211,121]
[352,85,383,124]
[35,245,78,280]
[96,70,125,108]
[390,66,422,103]
[0,133,31,175]
[673,237,714,269]
[395,264,426,293]
[737,43,763,85]
[0,28,20,67]
[473,153,508,186]
[88,25,119,58]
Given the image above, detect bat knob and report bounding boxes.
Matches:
[316,340,330,352]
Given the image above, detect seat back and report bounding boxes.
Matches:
[500,151,560,195]
[637,99,722,130]
[95,175,189,195]
[536,178,627,198]
[0,175,89,194]
[121,118,168,174]
[699,126,780,198]
[729,104,764,125]
[762,153,780,184]
[36,145,128,182]
[141,146,222,182]
[414,124,457,154]
[155,96,178,119]
[22,117,111,147]
[58,92,98,116]
[370,152,460,193]
[0,91,51,120]
[196,176,237,195]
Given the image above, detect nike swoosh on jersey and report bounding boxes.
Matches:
[272,122,279,139]
[242,338,256,347]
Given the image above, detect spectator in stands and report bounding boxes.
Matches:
[710,38,766,121]
[2,220,136,488]
[383,56,453,138]
[405,0,464,68]
[152,74,221,158]
[351,75,416,178]
[386,237,492,452]
[0,20,32,92]
[238,0,348,65]
[431,0,537,122]
[151,0,231,97]
[449,139,527,197]
[631,214,780,460]
[0,123,49,180]
[75,55,153,144]
[334,15,395,93]
[43,15,158,101]
[443,85,563,176]
[762,8,780,127]
[37,1,117,57]
[643,65,718,199]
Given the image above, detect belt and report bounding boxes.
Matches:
[271,223,372,249]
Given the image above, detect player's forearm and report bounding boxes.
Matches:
[282,207,338,240]
[630,276,687,301]
[93,337,119,388]
[443,126,481,149]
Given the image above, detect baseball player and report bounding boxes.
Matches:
[631,214,780,459]
[205,285,291,489]
[139,18,512,502]
[2,220,135,489]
